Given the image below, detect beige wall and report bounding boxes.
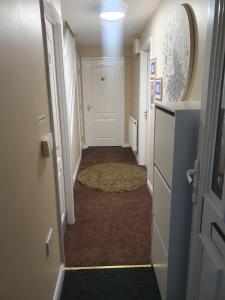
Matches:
[0,1,62,299]
[78,45,133,144]
[133,0,208,185]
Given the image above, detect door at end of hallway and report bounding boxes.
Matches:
[82,57,125,147]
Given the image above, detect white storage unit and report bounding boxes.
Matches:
[152,101,200,300]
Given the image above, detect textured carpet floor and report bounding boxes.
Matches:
[60,267,161,300]
[64,147,152,267]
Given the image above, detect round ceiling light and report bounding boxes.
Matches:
[100,0,127,21]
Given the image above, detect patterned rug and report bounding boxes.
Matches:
[78,163,147,192]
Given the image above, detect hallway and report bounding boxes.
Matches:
[2,0,222,299]
[64,147,152,267]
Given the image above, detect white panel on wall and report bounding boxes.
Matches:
[63,27,78,144]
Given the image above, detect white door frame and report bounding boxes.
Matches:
[42,0,75,226]
[186,0,225,298]
[81,57,125,147]
[45,18,67,227]
[138,39,151,166]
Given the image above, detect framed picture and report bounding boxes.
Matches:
[150,57,157,79]
[155,78,163,100]
[150,80,155,103]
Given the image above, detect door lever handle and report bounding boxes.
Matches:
[186,159,200,204]
[186,169,196,185]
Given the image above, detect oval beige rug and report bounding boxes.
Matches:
[78,163,147,192]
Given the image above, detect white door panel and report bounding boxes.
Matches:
[92,66,115,113]
[82,58,124,147]
[94,119,118,136]
[198,235,225,300]
[152,219,168,300]
[195,72,225,299]
[187,3,225,298]
[139,50,150,166]
[201,197,225,253]
[154,109,175,188]
[197,70,225,299]
[153,167,171,253]
[46,20,66,224]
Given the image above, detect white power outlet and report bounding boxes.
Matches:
[46,228,53,257]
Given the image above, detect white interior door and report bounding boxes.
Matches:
[139,50,150,166]
[145,51,150,166]
[187,1,225,298]
[196,70,225,300]
[46,20,66,225]
[82,58,124,147]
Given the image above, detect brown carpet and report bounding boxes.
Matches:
[64,147,152,267]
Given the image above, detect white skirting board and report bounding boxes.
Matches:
[82,144,89,149]
[53,264,65,300]
[147,179,153,195]
[83,144,130,148]
[73,153,82,184]
[122,143,130,148]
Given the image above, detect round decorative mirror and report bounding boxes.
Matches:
[163,4,194,102]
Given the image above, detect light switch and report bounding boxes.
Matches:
[46,228,53,257]
[41,133,53,158]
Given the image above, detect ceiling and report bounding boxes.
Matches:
[61,0,162,46]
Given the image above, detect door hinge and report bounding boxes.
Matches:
[48,53,52,65]
[144,109,148,119]
[87,104,92,111]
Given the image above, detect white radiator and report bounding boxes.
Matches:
[128,116,138,152]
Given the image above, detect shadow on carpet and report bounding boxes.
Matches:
[60,267,161,300]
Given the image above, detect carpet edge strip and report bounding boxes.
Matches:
[64,264,152,271]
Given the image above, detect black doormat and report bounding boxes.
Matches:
[60,267,161,300]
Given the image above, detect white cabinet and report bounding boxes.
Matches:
[198,235,225,300]
[152,220,168,300]
[154,108,175,187]
[152,102,200,300]
[154,167,171,253]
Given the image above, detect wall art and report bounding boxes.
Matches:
[155,78,163,100]
[163,4,194,102]
[150,57,157,79]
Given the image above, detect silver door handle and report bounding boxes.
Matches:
[186,169,196,185]
[87,104,92,111]
[186,159,200,204]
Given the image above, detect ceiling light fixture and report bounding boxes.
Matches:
[100,0,127,21]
